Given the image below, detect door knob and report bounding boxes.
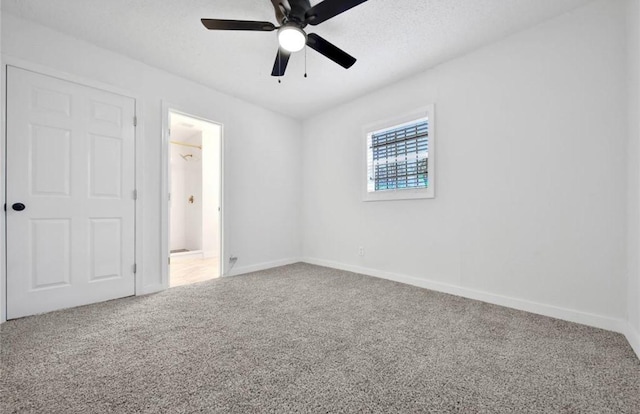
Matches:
[12,203,26,211]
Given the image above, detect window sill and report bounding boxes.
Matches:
[363,188,434,202]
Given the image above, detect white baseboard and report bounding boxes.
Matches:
[202,251,220,259]
[138,283,165,296]
[225,257,301,277]
[303,257,626,335]
[625,324,640,359]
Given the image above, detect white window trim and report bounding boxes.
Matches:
[362,104,435,202]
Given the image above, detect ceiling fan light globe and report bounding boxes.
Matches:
[278,26,306,52]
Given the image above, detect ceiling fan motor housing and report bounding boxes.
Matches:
[277,0,312,26]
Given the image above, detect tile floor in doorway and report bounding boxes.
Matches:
[170,257,220,287]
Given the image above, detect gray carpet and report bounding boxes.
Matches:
[1,263,639,413]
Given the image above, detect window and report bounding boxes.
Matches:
[364,105,435,201]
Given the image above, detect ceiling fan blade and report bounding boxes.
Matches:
[271,0,286,22]
[305,0,369,25]
[306,33,356,69]
[270,0,291,23]
[201,19,276,31]
[271,48,292,77]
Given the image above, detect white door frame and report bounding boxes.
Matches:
[161,102,225,288]
[1,56,145,322]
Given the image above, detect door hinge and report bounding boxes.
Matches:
[133,189,138,200]
[132,263,137,274]
[168,257,171,265]
[133,116,138,127]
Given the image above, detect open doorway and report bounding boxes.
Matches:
[168,111,222,287]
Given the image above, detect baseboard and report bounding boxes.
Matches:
[226,257,302,277]
[303,257,626,334]
[625,324,640,359]
[138,283,165,296]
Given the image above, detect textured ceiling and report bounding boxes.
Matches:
[2,0,593,119]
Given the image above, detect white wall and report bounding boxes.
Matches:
[627,0,640,353]
[170,138,204,253]
[0,6,4,320]
[202,126,221,259]
[182,139,203,252]
[1,13,302,306]
[169,122,220,259]
[170,144,187,251]
[303,0,628,328]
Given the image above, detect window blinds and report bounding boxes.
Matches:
[369,119,429,191]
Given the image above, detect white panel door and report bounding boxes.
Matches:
[6,66,136,319]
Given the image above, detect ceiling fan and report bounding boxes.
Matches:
[201,0,369,77]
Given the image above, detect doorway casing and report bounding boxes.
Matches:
[161,102,225,288]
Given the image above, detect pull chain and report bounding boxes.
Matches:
[304,45,308,78]
[278,50,282,83]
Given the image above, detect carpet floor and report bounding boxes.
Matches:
[1,263,639,413]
